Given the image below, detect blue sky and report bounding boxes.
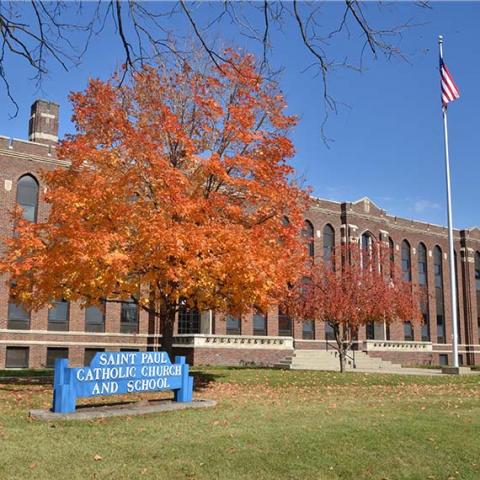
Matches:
[1,2,478,228]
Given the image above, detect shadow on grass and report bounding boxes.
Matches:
[0,369,52,377]
[0,376,53,386]
[191,371,224,391]
[0,369,53,385]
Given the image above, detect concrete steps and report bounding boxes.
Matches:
[274,349,410,373]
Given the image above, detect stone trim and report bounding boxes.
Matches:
[29,132,58,142]
[0,328,158,338]
[0,148,68,167]
[363,340,433,352]
[173,334,293,349]
[0,340,150,347]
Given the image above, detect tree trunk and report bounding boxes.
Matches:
[160,308,176,361]
[147,306,158,351]
[339,349,346,373]
[147,287,160,350]
[333,323,346,373]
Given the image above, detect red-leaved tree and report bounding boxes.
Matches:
[286,243,423,372]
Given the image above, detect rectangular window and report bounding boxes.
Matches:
[120,301,139,334]
[325,322,336,341]
[7,302,30,330]
[366,322,375,340]
[418,268,427,286]
[178,306,200,334]
[278,310,292,337]
[421,313,430,341]
[434,265,442,288]
[120,348,139,352]
[226,315,241,335]
[436,314,445,344]
[436,290,445,343]
[402,260,411,282]
[48,299,69,331]
[85,301,106,333]
[6,347,29,368]
[46,348,68,368]
[404,322,414,341]
[302,320,315,340]
[253,312,267,336]
[439,354,448,366]
[84,348,105,366]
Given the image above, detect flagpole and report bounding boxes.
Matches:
[438,35,459,369]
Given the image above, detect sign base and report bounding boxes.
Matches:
[31,398,216,422]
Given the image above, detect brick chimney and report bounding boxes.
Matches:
[28,99,59,146]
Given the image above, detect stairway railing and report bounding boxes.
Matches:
[325,340,356,369]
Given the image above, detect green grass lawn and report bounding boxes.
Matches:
[0,367,479,480]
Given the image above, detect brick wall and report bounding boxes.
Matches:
[173,347,291,367]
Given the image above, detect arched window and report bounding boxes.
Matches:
[475,252,480,344]
[302,220,315,258]
[389,237,395,279]
[401,240,412,282]
[361,232,383,339]
[360,231,375,270]
[323,224,335,265]
[418,243,427,286]
[16,174,39,222]
[361,232,374,251]
[401,240,412,340]
[434,246,445,343]
[418,243,429,341]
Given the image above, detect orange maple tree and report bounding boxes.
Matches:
[286,243,423,372]
[1,51,309,355]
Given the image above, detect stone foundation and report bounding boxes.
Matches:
[173,347,292,367]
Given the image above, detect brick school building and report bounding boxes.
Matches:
[1,100,479,369]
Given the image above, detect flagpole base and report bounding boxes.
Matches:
[441,366,473,375]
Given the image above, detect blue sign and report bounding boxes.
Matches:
[52,352,193,413]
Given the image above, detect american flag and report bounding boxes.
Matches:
[440,58,460,107]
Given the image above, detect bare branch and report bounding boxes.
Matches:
[0,0,425,138]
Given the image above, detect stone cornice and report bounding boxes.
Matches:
[0,148,69,167]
